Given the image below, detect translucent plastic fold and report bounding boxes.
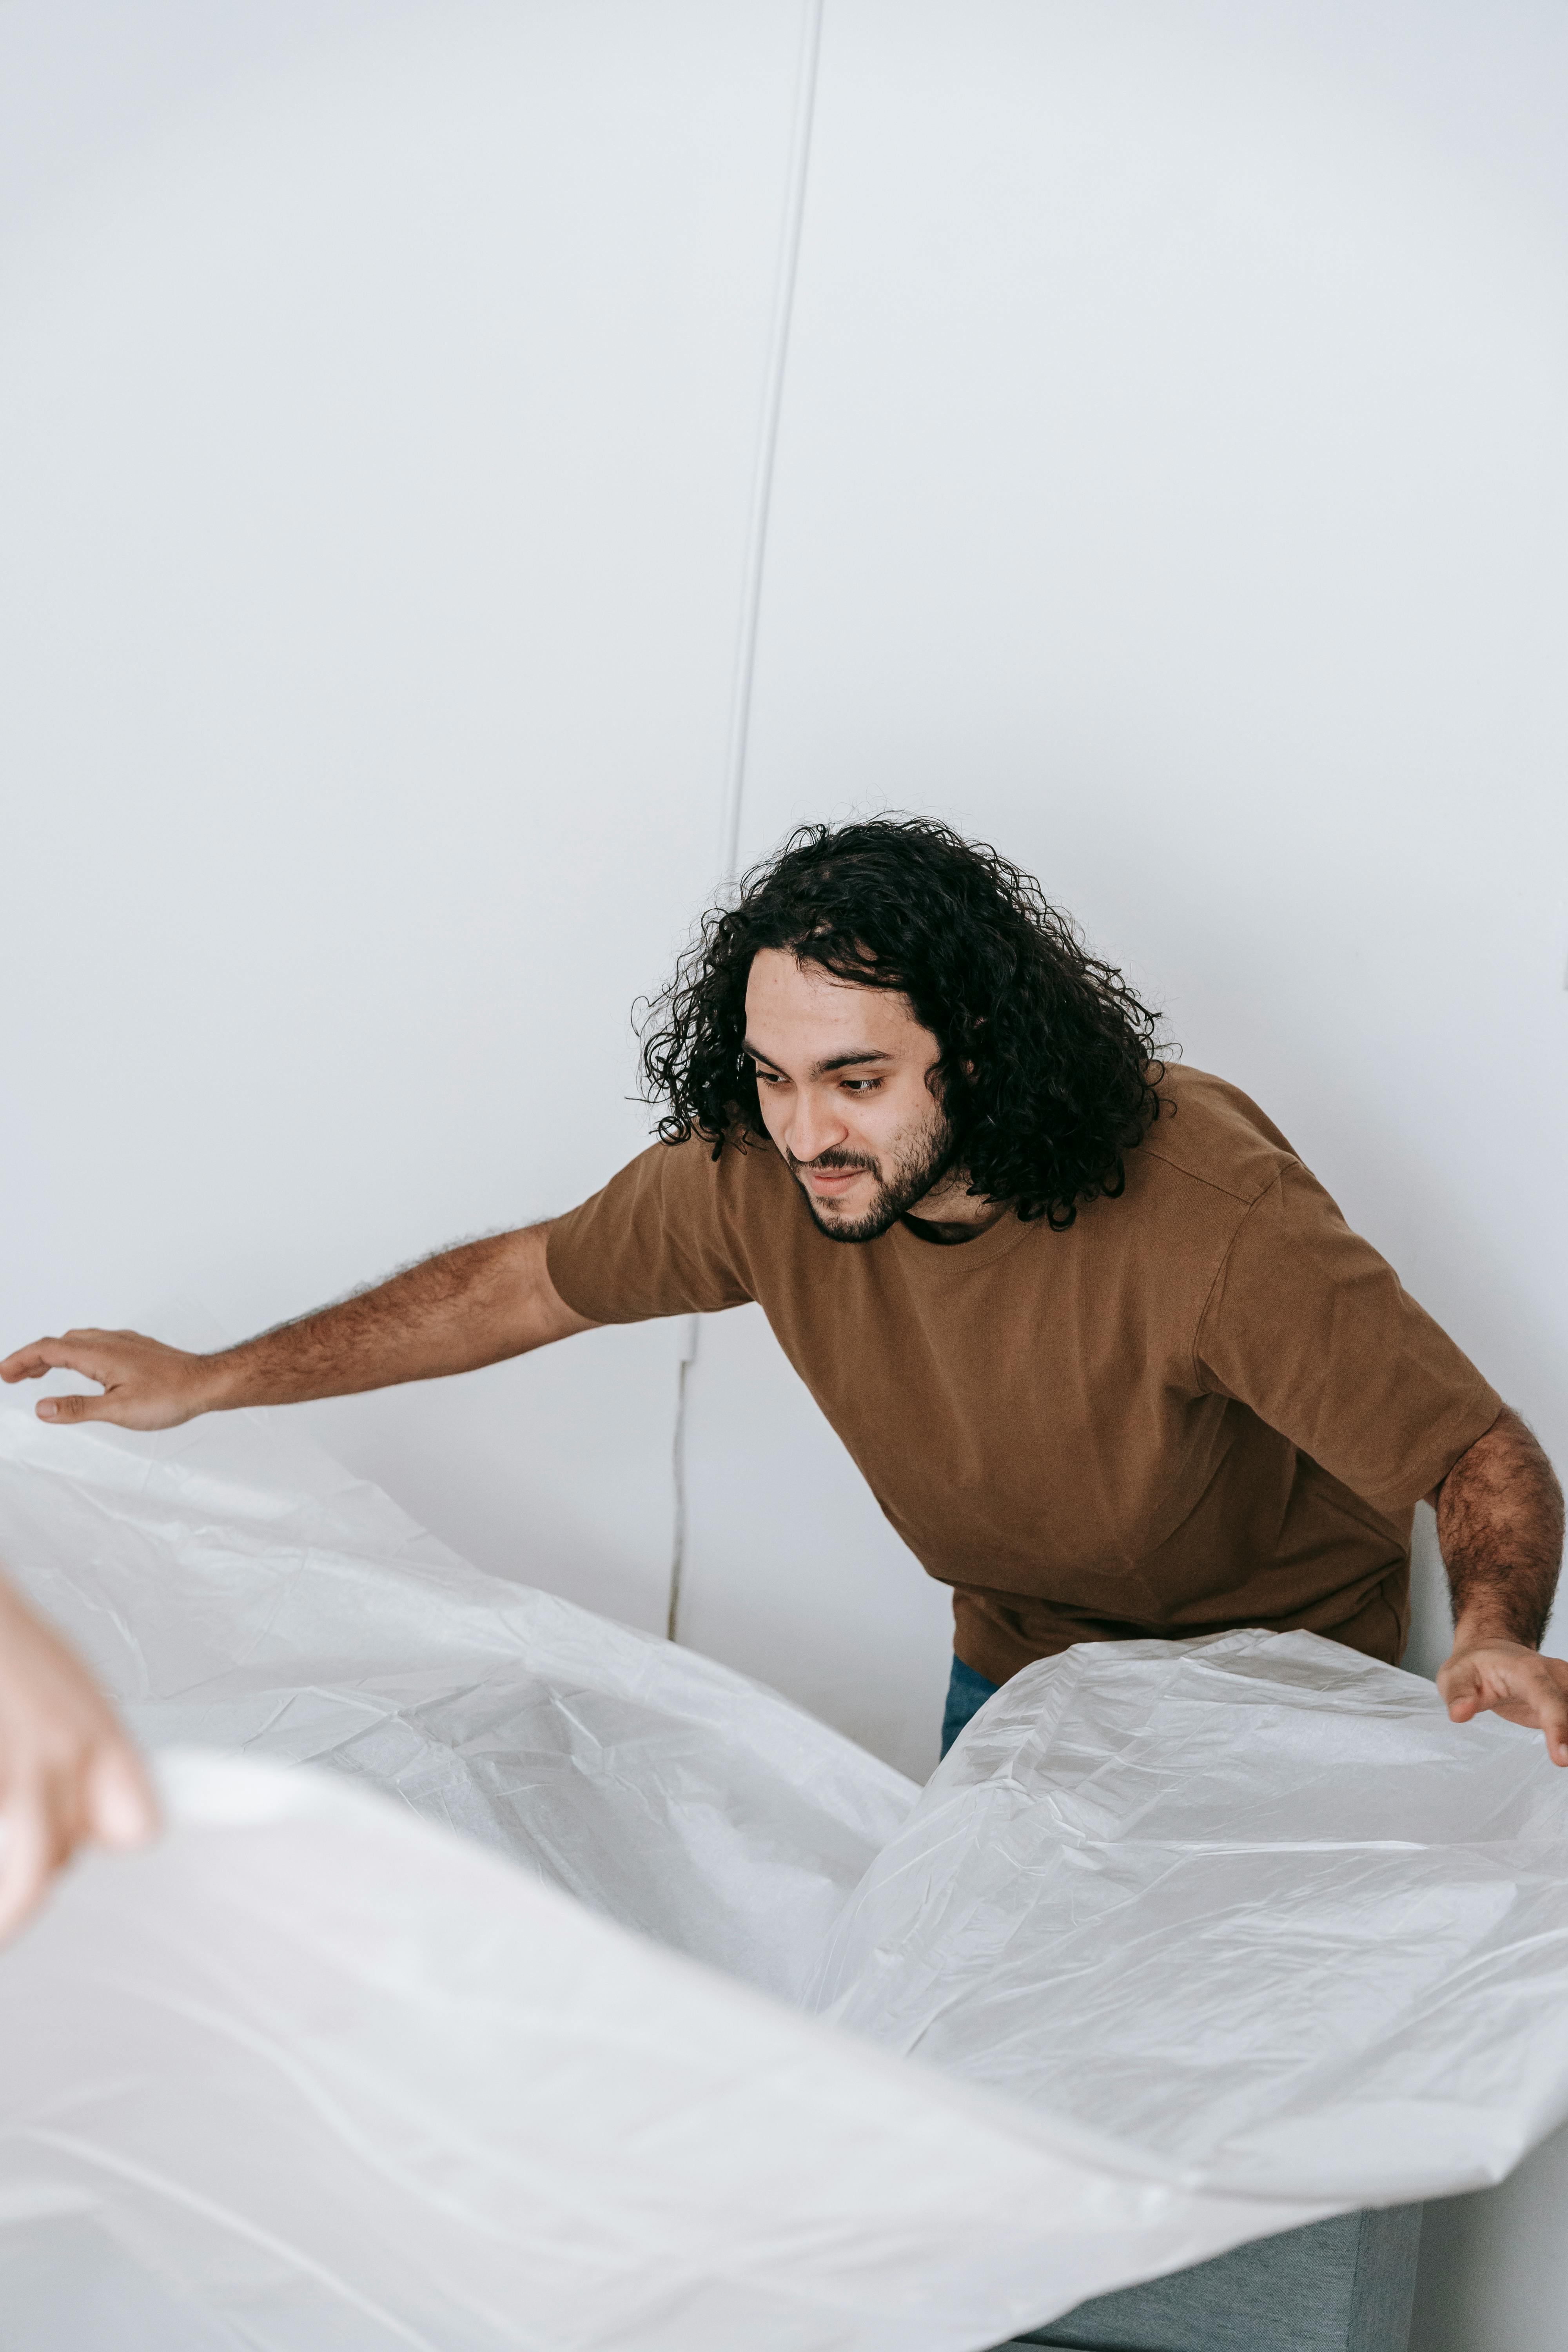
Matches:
[810,1629,1568,2204]
[0,1402,1566,2348]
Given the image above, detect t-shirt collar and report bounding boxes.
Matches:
[884,1202,1035,1274]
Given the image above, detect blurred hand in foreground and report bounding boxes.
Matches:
[0,1575,158,1938]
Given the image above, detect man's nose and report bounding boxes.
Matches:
[788,1089,848,1163]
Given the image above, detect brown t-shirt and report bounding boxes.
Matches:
[546,1067,1499,1685]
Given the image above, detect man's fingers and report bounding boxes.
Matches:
[0,1747,156,1942]
[0,1338,77,1383]
[1517,1664,1568,1766]
[0,1331,126,1380]
[87,1746,159,1849]
[0,1336,117,1404]
[1442,1646,1568,1763]
[1437,1656,1481,1720]
[36,1391,109,1424]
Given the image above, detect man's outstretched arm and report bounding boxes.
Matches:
[1433,1405,1568,1763]
[0,1223,597,1432]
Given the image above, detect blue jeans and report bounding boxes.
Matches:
[940,1654,1002,1757]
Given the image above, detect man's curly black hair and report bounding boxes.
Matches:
[639,817,1167,1230]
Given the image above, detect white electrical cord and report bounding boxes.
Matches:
[714,0,826,889]
[666,1310,702,1643]
[668,0,825,1646]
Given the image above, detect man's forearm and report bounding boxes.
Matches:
[1,1221,598,1430]
[202,1223,589,1408]
[1433,1405,1565,1647]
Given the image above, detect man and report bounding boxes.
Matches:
[5,818,1565,1771]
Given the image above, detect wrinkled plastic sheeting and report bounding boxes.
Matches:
[2,1408,1568,2345]
[810,1630,1568,2206]
[0,1402,912,2002]
[0,1749,1327,2352]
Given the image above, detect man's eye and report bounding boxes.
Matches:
[754,1068,784,1086]
[841,1078,882,1094]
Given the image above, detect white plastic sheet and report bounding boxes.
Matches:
[810,1631,1568,2205]
[0,1403,910,2003]
[0,1401,1566,2349]
[0,1749,1323,2352]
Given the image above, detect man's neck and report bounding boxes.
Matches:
[901,1171,1010,1245]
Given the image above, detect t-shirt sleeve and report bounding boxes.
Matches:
[545,1136,757,1323]
[1194,1161,1501,1512]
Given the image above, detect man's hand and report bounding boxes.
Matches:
[0,1577,158,1938]
[0,1329,220,1430]
[1437,1637,1568,1768]
[1429,1404,1566,1763]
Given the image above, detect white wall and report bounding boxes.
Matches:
[0,0,804,1630]
[680,0,1568,1748]
[3,5,1566,2332]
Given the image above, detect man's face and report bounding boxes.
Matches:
[742,949,957,1243]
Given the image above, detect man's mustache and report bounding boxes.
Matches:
[788,1150,880,1177]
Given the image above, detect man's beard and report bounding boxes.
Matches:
[788,1108,960,1243]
